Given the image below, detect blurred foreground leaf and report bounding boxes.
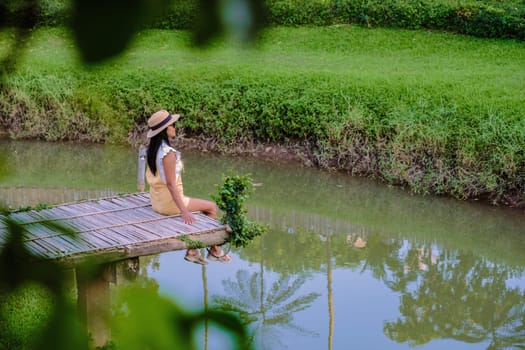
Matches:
[71,0,172,63]
[71,0,266,63]
[112,285,250,350]
[193,0,266,46]
[2,0,267,71]
[0,215,90,349]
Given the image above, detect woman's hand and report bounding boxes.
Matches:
[181,210,195,225]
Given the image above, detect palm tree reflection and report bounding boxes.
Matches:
[212,270,320,349]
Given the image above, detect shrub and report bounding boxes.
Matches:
[10,0,524,40]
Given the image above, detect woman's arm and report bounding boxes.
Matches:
[163,151,195,224]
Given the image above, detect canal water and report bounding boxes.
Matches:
[1,140,524,350]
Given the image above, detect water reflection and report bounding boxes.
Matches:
[2,140,525,349]
[234,203,525,348]
[212,270,320,349]
[235,223,525,349]
[384,251,525,349]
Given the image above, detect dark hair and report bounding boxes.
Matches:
[147,128,170,175]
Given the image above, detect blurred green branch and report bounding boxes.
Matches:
[0,0,266,78]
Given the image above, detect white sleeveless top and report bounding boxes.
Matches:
[146,140,188,215]
[155,140,183,183]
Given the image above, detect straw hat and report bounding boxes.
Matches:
[147,110,180,138]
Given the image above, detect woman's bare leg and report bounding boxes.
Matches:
[187,198,217,219]
[187,198,231,261]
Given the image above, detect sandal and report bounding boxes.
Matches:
[207,252,232,263]
[184,254,208,265]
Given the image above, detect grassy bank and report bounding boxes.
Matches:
[0,26,524,206]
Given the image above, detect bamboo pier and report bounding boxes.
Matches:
[1,191,232,347]
[0,192,229,267]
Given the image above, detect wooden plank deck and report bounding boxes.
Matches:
[0,192,229,267]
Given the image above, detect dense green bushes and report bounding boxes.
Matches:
[266,0,525,40]
[20,0,525,40]
[271,0,524,38]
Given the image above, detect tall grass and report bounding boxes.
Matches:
[0,25,524,205]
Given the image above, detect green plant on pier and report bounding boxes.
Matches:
[178,235,205,249]
[213,174,267,248]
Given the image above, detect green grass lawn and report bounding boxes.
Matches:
[6,25,523,105]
